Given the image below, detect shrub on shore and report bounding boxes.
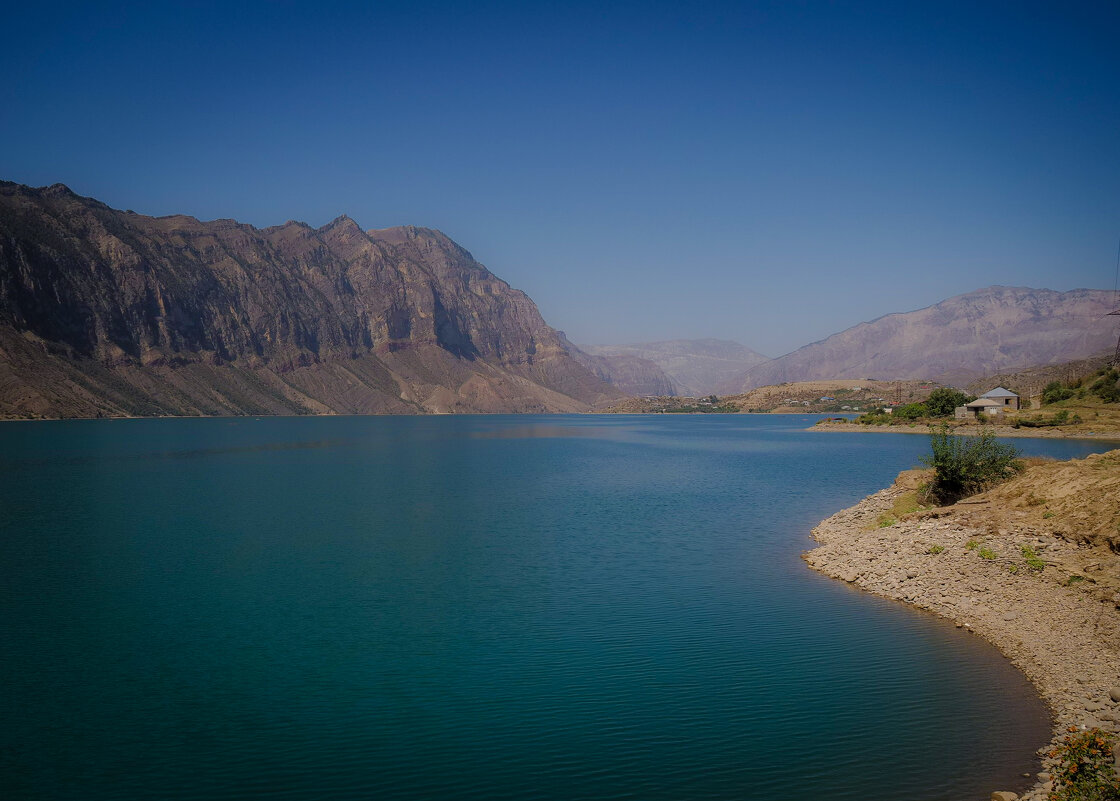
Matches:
[921,425,1023,504]
[1018,409,1084,428]
[924,387,972,417]
[1047,727,1120,801]
[894,401,928,420]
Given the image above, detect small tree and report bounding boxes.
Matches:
[894,402,928,420]
[1042,380,1075,405]
[924,387,971,417]
[1090,369,1120,403]
[922,424,1022,504]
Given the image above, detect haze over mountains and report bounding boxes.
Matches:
[580,340,770,396]
[567,347,677,398]
[735,286,1118,391]
[585,289,1118,396]
[0,181,1116,418]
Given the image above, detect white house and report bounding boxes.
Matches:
[956,397,1006,419]
[979,387,1020,410]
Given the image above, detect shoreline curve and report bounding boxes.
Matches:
[804,462,1120,800]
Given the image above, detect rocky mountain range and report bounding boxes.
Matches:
[0,181,623,418]
[580,339,770,396]
[3,182,1117,419]
[736,286,1119,391]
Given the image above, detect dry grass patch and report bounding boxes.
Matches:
[873,487,929,528]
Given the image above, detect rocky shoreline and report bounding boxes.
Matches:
[810,420,1120,440]
[804,458,1120,800]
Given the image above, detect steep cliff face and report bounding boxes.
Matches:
[738,286,1119,391]
[0,181,623,417]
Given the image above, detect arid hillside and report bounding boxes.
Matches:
[738,286,1118,391]
[726,379,938,412]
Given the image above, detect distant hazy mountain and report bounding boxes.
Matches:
[581,339,770,396]
[0,181,624,418]
[566,342,678,396]
[737,286,1119,391]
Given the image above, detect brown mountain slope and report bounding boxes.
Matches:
[738,286,1118,391]
[0,181,623,418]
[964,350,1115,397]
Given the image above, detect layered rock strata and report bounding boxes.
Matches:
[0,181,623,417]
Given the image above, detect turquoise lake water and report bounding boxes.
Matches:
[1,415,1112,800]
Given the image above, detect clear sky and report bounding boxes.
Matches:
[3,1,1118,357]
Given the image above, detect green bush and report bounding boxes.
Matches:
[978,546,997,560]
[895,402,929,420]
[1048,727,1120,801]
[1042,381,1076,405]
[925,387,972,417]
[921,425,1023,504]
[1091,369,1120,403]
[1019,410,1080,428]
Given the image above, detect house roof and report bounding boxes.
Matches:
[981,387,1019,398]
[966,398,1004,408]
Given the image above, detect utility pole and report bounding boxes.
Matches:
[1110,309,1120,367]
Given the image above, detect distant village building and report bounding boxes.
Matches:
[979,387,1020,410]
[955,387,1021,419]
[956,396,1004,418]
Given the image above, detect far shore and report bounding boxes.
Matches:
[809,420,1120,440]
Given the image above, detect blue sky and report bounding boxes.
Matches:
[3,1,1118,356]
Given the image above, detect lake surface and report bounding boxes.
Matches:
[0,415,1111,800]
